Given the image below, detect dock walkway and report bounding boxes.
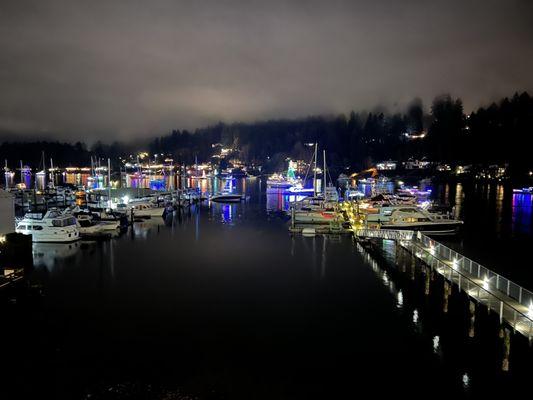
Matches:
[353,228,533,338]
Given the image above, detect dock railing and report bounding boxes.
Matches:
[417,232,533,310]
[354,228,533,337]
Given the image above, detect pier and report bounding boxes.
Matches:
[353,228,533,338]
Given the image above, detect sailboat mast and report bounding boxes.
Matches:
[108,158,111,207]
[323,150,326,199]
[108,158,111,187]
[313,143,317,197]
[43,151,46,190]
[50,158,55,188]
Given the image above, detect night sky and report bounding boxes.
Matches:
[1,0,532,142]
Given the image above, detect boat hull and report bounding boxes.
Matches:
[380,222,462,235]
[293,211,336,225]
[16,230,80,243]
[210,195,244,203]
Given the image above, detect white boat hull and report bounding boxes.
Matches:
[16,228,80,243]
[133,207,165,217]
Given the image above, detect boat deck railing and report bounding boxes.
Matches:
[353,228,533,338]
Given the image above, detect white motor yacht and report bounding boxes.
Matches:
[76,214,121,237]
[129,202,165,218]
[375,207,463,235]
[15,209,80,242]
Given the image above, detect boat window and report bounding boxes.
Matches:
[62,217,76,226]
[52,217,77,227]
[17,225,27,230]
[32,225,43,230]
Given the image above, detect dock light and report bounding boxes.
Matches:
[433,336,440,352]
[462,373,470,388]
[528,302,533,319]
[122,195,130,205]
[397,291,403,307]
[452,259,458,270]
[483,276,490,289]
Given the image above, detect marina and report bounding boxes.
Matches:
[2,1,533,397]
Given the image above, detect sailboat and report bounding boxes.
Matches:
[291,150,340,224]
[190,155,206,179]
[288,143,318,195]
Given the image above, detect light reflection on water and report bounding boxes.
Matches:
[511,193,533,235]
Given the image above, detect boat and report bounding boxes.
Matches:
[267,173,298,189]
[397,186,432,198]
[344,188,365,199]
[210,177,245,203]
[130,202,166,218]
[76,214,121,238]
[210,191,245,203]
[64,205,129,227]
[287,182,315,195]
[374,207,463,235]
[513,187,533,194]
[290,150,340,224]
[292,209,337,224]
[364,205,437,223]
[15,209,80,242]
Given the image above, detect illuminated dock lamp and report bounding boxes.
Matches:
[482,276,490,290]
[451,258,459,270]
[528,302,533,319]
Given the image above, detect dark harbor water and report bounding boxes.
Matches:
[1,178,532,399]
[432,182,533,288]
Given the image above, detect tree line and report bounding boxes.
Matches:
[1,92,532,177]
